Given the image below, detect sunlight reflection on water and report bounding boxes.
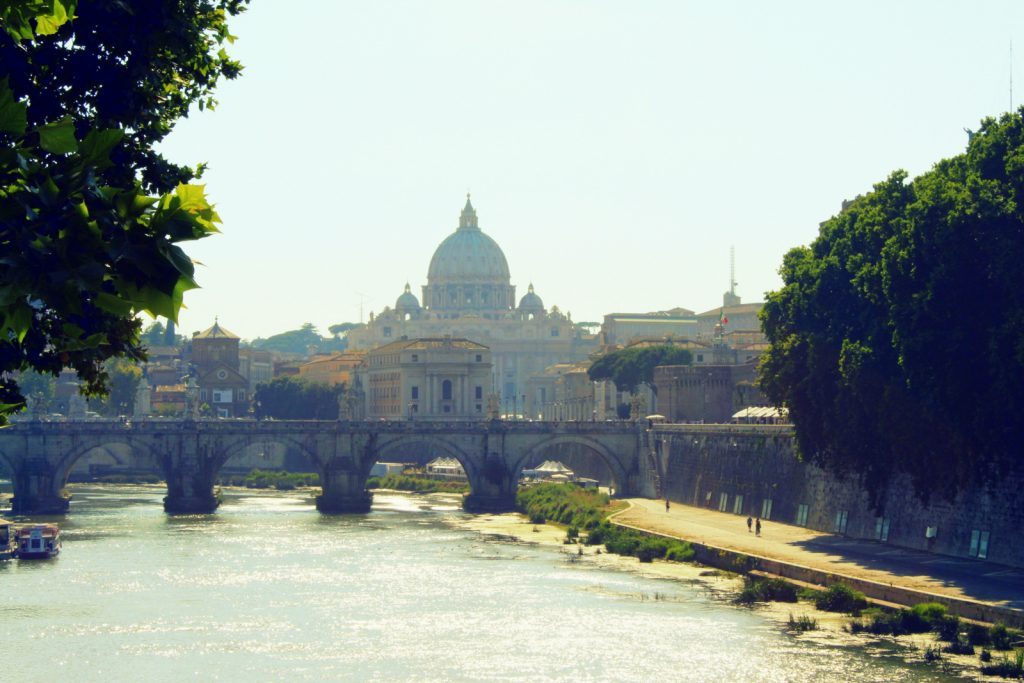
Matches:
[0,486,964,682]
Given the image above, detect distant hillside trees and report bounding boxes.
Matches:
[253,377,344,420]
[250,323,360,355]
[588,345,693,394]
[760,112,1024,503]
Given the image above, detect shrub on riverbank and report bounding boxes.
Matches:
[367,474,469,494]
[980,649,1024,678]
[516,483,693,564]
[218,469,319,490]
[810,583,869,614]
[735,577,798,605]
[516,483,608,530]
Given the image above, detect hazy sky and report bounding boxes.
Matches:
[158,1,1023,340]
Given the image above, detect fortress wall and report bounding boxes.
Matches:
[659,429,1024,568]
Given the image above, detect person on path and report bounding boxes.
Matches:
[746,516,753,532]
[755,518,762,536]
[665,499,670,513]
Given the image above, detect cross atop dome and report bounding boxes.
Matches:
[459,193,479,230]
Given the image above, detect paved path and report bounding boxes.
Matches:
[616,498,1024,613]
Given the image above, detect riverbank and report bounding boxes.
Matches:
[452,499,1021,681]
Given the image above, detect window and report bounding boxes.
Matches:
[475,404,482,413]
[550,328,559,337]
[475,386,483,400]
[732,494,744,515]
[213,389,233,404]
[718,492,728,512]
[795,503,809,527]
[383,326,392,337]
[412,354,418,362]
[238,390,245,401]
[696,354,704,363]
[833,510,848,534]
[968,529,990,559]
[874,517,891,542]
[761,498,773,520]
[475,354,482,362]
[411,386,419,399]
[443,405,451,413]
[442,380,452,400]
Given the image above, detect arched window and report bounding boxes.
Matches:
[442,380,453,400]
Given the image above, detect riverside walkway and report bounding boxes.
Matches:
[615,498,1024,626]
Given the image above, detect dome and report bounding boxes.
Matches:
[427,195,511,284]
[396,283,420,311]
[518,283,544,311]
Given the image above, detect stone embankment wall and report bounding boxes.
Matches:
[657,426,1024,569]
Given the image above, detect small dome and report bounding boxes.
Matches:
[396,283,420,311]
[518,283,544,311]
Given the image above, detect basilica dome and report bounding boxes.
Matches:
[395,283,420,312]
[427,196,511,285]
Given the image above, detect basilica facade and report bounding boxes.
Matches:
[346,197,596,416]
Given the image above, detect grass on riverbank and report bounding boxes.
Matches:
[367,474,469,494]
[515,483,694,564]
[217,469,319,490]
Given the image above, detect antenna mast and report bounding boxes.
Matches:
[354,291,369,324]
[729,245,736,295]
[1011,39,1015,111]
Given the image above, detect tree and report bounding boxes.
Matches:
[253,377,344,420]
[328,322,363,338]
[89,357,141,417]
[588,345,693,393]
[0,1,246,421]
[252,323,349,355]
[760,111,1024,504]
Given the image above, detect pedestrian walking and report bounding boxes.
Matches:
[755,517,761,536]
[665,498,670,513]
[746,516,753,533]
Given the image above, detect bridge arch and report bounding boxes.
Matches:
[513,434,629,492]
[214,435,318,474]
[372,434,477,480]
[53,436,156,488]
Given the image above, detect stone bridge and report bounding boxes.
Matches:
[0,419,653,515]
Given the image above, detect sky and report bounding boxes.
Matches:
[158,1,1024,341]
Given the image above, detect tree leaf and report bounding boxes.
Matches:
[79,128,123,169]
[37,116,78,154]
[0,78,27,135]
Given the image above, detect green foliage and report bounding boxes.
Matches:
[88,357,141,417]
[516,483,693,563]
[991,624,1017,651]
[516,482,610,531]
[253,377,344,420]
[251,323,350,355]
[942,639,974,655]
[813,583,868,614]
[327,322,363,339]
[850,608,932,636]
[0,2,245,421]
[217,469,320,490]
[911,602,948,623]
[979,649,1024,678]
[735,577,799,605]
[367,473,468,494]
[588,345,693,393]
[787,614,819,632]
[761,112,1024,502]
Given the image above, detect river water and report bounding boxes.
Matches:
[0,485,962,682]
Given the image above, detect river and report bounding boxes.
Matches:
[0,485,963,682]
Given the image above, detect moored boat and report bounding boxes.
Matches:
[15,523,61,559]
[0,519,15,560]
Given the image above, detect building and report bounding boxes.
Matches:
[238,348,273,392]
[598,308,697,347]
[346,197,596,417]
[190,321,249,417]
[297,351,366,387]
[652,362,766,423]
[695,303,765,342]
[355,336,493,420]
